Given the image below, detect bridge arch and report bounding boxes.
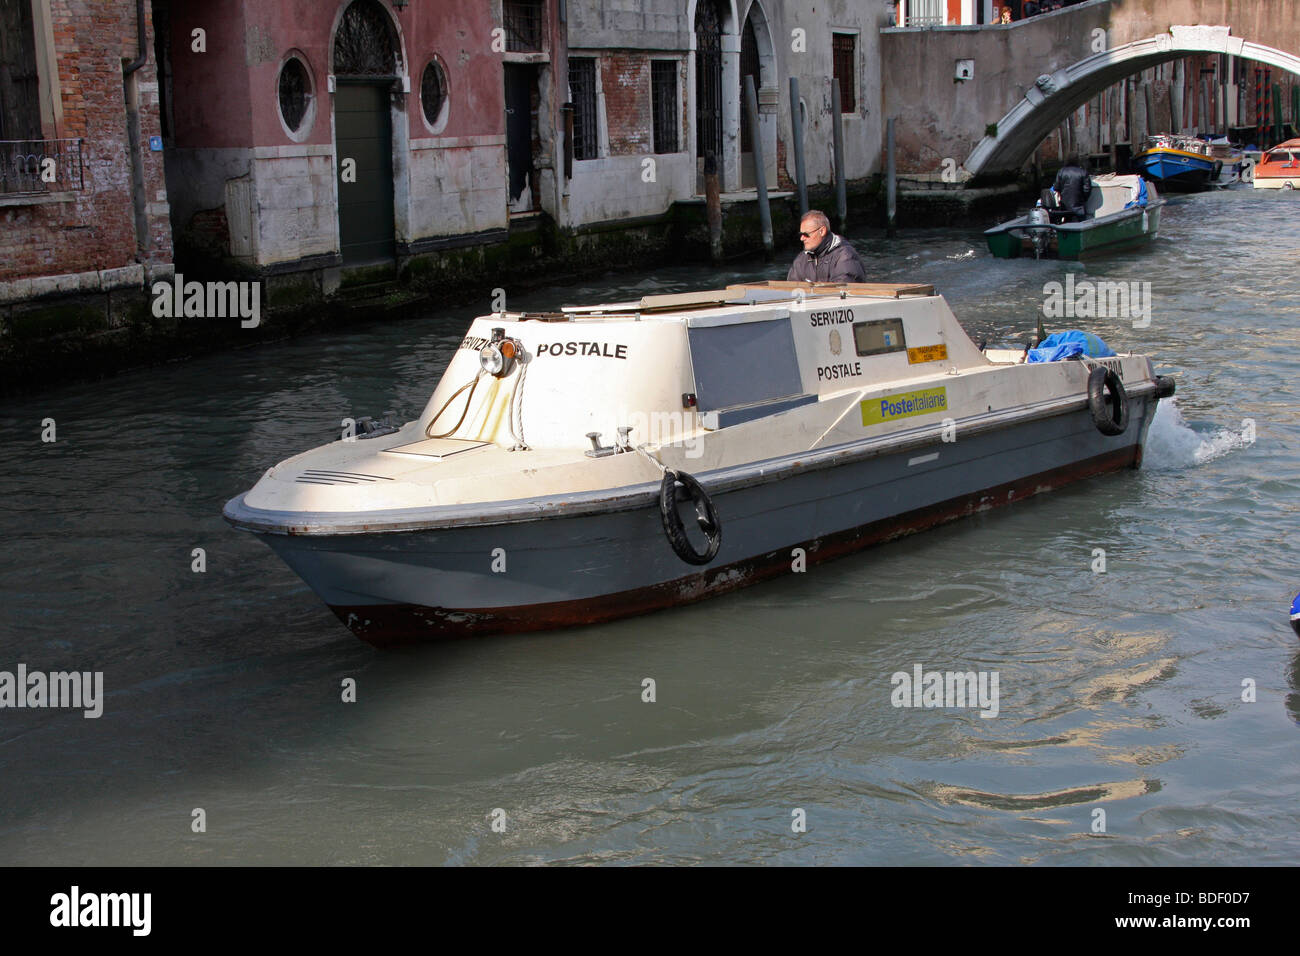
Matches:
[968,26,1300,179]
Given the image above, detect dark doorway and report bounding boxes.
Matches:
[695,0,724,188]
[504,63,539,212]
[332,0,399,265]
[0,0,42,140]
[335,83,395,264]
[739,15,760,188]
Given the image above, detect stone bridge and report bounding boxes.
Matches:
[881,0,1300,182]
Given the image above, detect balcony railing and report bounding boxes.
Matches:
[904,15,947,26]
[0,138,85,196]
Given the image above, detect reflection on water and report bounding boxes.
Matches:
[0,188,1298,864]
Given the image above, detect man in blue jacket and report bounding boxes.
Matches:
[787,210,867,283]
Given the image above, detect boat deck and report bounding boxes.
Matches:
[541,282,936,323]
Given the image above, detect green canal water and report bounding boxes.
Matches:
[1,187,1297,865]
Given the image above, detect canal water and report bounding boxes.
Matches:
[1,188,1297,865]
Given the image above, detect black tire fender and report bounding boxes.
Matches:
[1087,366,1129,436]
[659,469,722,565]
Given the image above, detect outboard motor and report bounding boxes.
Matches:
[1027,200,1052,259]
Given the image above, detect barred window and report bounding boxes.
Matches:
[421,59,447,128]
[905,0,946,27]
[651,61,678,154]
[832,33,856,114]
[277,57,311,133]
[504,0,544,53]
[569,57,597,161]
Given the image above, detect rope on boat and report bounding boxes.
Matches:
[634,443,667,474]
[508,357,530,451]
[425,371,484,439]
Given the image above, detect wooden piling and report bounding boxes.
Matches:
[705,151,722,263]
[743,75,772,258]
[831,83,847,233]
[789,76,808,217]
[886,117,897,238]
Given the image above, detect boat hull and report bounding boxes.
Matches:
[252,395,1160,646]
[985,203,1161,260]
[1056,203,1162,259]
[1139,148,1217,192]
[1253,174,1299,190]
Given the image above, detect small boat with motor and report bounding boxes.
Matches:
[223,281,1176,647]
[1136,133,1220,191]
[1252,138,1300,190]
[984,173,1163,260]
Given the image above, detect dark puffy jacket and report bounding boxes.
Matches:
[787,233,867,283]
[1053,165,1092,219]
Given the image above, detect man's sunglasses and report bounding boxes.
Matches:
[799,227,824,238]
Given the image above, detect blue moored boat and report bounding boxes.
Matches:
[1136,134,1220,192]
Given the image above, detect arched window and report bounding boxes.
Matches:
[333,0,398,77]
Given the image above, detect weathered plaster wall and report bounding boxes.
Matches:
[164,0,510,270]
[561,0,888,230]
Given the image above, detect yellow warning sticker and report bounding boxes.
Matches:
[907,343,948,364]
[861,387,949,426]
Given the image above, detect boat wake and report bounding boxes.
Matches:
[1144,395,1253,470]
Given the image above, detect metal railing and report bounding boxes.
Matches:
[0,138,84,196]
[904,15,947,26]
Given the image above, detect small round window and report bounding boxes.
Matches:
[278,56,312,133]
[421,59,447,129]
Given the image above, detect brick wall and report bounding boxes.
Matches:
[776,135,794,190]
[601,52,651,157]
[0,0,172,283]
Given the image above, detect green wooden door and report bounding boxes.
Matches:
[335,83,395,265]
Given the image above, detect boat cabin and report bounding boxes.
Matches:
[417,282,986,452]
[1082,174,1149,220]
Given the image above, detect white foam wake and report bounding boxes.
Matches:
[1144,395,1253,470]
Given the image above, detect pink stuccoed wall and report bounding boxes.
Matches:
[167,0,505,150]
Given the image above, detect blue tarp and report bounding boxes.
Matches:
[1026,330,1117,363]
[1123,178,1150,209]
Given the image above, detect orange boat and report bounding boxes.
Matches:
[1253,138,1300,190]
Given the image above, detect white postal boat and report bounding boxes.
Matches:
[224,281,1175,646]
